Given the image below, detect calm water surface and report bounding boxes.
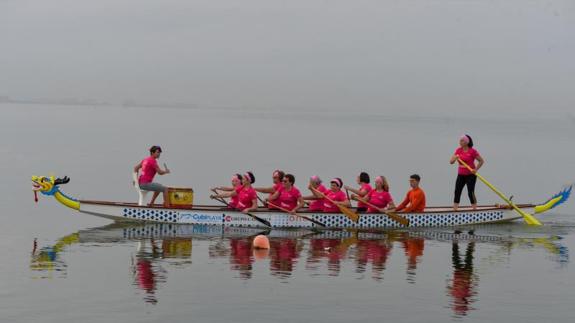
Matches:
[1,104,574,322]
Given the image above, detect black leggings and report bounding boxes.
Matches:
[454,174,477,204]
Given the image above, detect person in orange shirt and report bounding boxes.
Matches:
[395,174,426,213]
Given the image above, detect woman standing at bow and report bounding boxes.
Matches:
[449,134,485,210]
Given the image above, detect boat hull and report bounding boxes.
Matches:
[79,201,531,229]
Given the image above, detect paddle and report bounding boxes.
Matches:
[266,201,326,227]
[456,157,542,226]
[210,189,272,227]
[351,195,410,226]
[311,187,360,223]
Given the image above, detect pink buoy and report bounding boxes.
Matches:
[252,235,270,250]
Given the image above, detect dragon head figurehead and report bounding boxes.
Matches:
[31,175,78,210]
[32,175,70,196]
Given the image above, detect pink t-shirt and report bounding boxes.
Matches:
[367,190,394,213]
[323,190,347,213]
[237,187,257,211]
[138,157,158,184]
[356,183,373,209]
[277,186,302,211]
[455,147,480,175]
[268,183,283,209]
[309,184,328,211]
[229,185,243,209]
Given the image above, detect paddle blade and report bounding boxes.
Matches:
[338,205,360,223]
[522,212,542,226]
[386,211,410,226]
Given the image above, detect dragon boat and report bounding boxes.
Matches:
[31,175,571,229]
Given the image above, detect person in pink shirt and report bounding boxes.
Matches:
[303,176,327,212]
[268,174,304,213]
[449,134,485,210]
[362,176,396,213]
[323,178,351,213]
[344,172,373,212]
[211,174,243,208]
[236,172,259,213]
[211,172,258,213]
[134,146,171,207]
[255,170,284,209]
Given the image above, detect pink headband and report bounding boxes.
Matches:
[330,178,343,188]
[273,170,280,177]
[310,175,321,183]
[460,135,469,144]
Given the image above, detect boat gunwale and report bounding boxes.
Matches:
[79,199,534,215]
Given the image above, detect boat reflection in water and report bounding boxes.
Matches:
[31,223,570,313]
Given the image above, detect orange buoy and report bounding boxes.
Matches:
[252,235,270,250]
[253,248,269,260]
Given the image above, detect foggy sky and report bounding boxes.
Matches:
[1,0,574,115]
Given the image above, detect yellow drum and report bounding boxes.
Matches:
[167,188,194,208]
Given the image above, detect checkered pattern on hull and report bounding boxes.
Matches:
[123,208,179,222]
[313,210,505,228]
[121,207,505,228]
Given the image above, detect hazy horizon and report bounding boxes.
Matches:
[1,0,574,116]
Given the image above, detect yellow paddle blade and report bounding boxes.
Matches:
[338,205,360,223]
[519,209,542,226]
[385,211,410,226]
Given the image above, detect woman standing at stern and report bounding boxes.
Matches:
[449,135,484,210]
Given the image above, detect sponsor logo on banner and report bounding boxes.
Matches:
[179,213,222,223]
[224,214,258,223]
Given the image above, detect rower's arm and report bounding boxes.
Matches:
[395,193,410,212]
[242,198,258,213]
[269,190,280,201]
[293,196,305,213]
[212,190,238,199]
[352,195,369,204]
[344,186,360,195]
[255,187,274,194]
[214,186,234,192]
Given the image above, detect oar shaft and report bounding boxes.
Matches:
[353,196,409,226]
[311,187,359,223]
[457,158,541,225]
[267,201,325,227]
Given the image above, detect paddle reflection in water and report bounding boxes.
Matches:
[30,223,571,310]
